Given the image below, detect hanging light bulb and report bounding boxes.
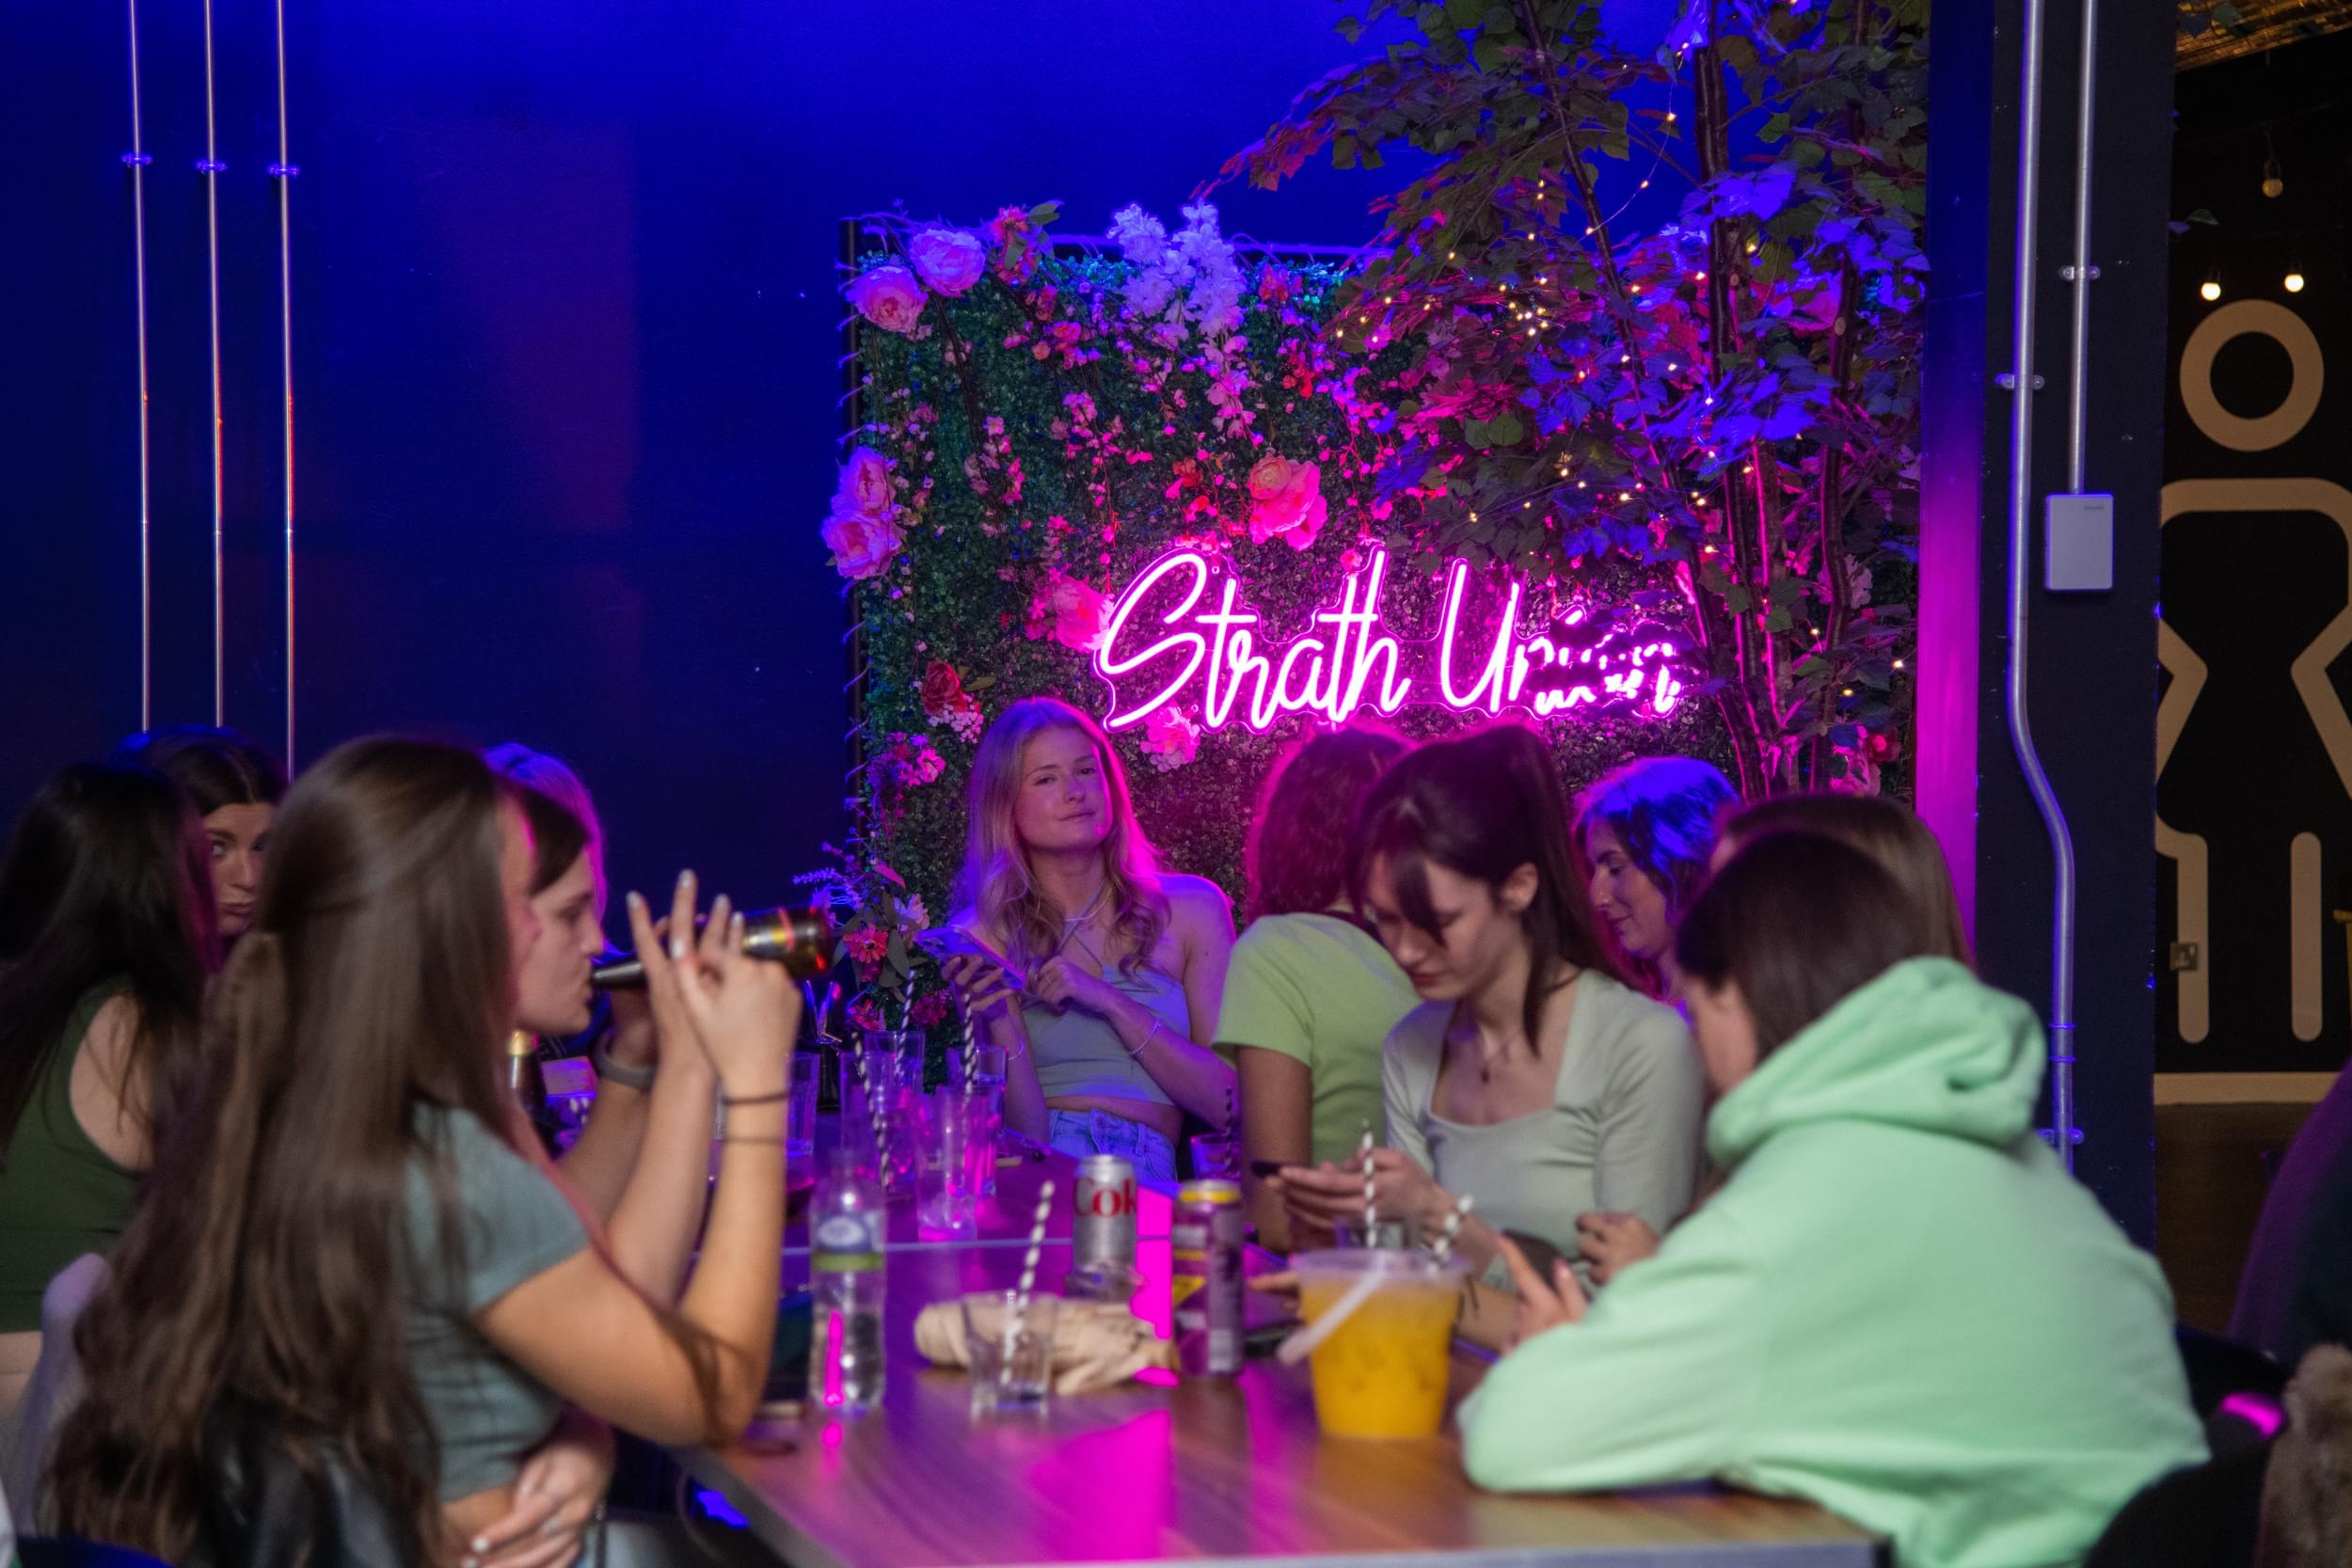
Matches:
[2285,272,2307,293]
[2201,275,2222,303]
[2262,135,2284,199]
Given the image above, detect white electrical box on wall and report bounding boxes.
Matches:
[2045,492,2115,592]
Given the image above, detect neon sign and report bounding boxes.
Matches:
[1092,546,1687,733]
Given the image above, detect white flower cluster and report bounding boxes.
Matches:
[1108,201,1246,344]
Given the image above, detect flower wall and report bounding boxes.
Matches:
[812,201,1725,1032]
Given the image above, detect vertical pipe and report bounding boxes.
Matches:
[2006,0,2082,1167]
[126,0,153,730]
[199,0,226,726]
[272,0,296,767]
[2064,0,2100,493]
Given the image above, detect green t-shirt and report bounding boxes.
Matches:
[1214,912,1422,1167]
[405,1105,589,1501]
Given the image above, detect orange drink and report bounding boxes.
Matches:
[1291,1249,1466,1438]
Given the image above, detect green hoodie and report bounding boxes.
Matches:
[1458,958,2204,1568]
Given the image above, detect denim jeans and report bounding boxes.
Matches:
[1045,1108,1179,1187]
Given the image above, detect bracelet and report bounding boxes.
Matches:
[721,1089,790,1107]
[590,1031,657,1092]
[720,1133,787,1145]
[1126,1020,1165,1060]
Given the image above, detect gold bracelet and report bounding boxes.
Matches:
[1127,1020,1164,1060]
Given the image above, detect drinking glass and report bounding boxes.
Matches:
[1332,1214,1423,1251]
[787,1053,820,1160]
[961,1081,1004,1196]
[961,1291,1060,1418]
[1289,1249,1467,1438]
[1187,1130,1239,1182]
[845,1048,918,1191]
[917,1090,979,1232]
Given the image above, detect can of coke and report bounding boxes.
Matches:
[1072,1154,1137,1290]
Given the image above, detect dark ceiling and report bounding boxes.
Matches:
[2178,0,2352,69]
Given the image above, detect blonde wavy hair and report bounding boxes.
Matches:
[952,697,1168,974]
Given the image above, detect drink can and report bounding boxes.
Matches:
[1172,1179,1245,1377]
[1073,1154,1137,1275]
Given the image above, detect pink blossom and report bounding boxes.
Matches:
[1025,572,1109,653]
[846,262,926,334]
[835,446,894,516]
[909,229,986,296]
[1247,459,1327,550]
[1140,705,1201,771]
[821,505,904,580]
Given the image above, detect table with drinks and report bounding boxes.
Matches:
[675,1035,1884,1568]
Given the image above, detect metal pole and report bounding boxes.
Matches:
[199,0,226,726]
[2005,0,2082,1168]
[126,0,153,730]
[271,0,297,767]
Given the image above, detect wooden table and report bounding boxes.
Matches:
[689,1153,1883,1568]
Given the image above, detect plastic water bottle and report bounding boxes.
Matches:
[808,1148,886,1414]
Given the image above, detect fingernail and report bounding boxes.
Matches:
[732,911,746,938]
[627,892,644,911]
[461,1558,477,1568]
[671,933,690,961]
[472,1538,490,1555]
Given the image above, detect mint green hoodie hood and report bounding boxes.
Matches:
[1460,959,2203,1568]
[1706,955,2043,1169]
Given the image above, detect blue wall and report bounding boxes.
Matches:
[1,1,1406,915]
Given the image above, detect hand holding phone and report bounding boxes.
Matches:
[1501,1228,1567,1283]
[913,927,1028,993]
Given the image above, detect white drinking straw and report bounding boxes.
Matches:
[1357,1123,1377,1246]
[1431,1194,1474,1265]
[961,1005,979,1091]
[1277,1263,1386,1365]
[999,1178,1056,1392]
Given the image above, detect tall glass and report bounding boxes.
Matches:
[917,1089,980,1232]
[845,1045,919,1191]
[1289,1249,1466,1438]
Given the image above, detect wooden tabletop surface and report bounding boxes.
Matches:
[686,1148,1883,1568]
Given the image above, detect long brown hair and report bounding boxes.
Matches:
[49,737,526,1562]
[1245,725,1407,924]
[0,763,217,1163]
[1676,832,1934,1058]
[1351,722,1627,1055]
[952,696,1168,972]
[1719,793,1972,966]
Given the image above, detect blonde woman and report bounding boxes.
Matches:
[945,698,1234,1185]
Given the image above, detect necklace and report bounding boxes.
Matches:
[1062,880,1108,928]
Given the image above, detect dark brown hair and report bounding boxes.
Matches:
[49,737,529,1562]
[1675,831,1938,1058]
[1245,725,1408,923]
[112,724,288,815]
[512,781,592,897]
[0,763,218,1162]
[1720,793,1972,965]
[1351,723,1625,1054]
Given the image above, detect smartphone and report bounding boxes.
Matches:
[1501,1228,1568,1282]
[912,927,1028,992]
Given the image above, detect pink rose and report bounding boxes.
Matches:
[1026,572,1108,653]
[821,505,903,580]
[1140,705,1201,771]
[846,262,925,334]
[1247,460,1327,550]
[835,446,894,517]
[1247,454,1295,500]
[909,229,986,296]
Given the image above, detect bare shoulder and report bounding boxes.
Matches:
[1161,875,1235,940]
[79,993,143,1075]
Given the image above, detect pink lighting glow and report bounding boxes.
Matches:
[1092,546,1686,733]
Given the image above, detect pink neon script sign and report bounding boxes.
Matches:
[1091,546,1686,733]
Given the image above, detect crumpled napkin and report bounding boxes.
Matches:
[914,1297,1176,1393]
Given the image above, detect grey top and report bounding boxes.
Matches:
[1027,965,1190,1105]
[405,1105,589,1501]
[1382,972,1702,1289]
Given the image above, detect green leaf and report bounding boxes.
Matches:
[1759,112,1791,143]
